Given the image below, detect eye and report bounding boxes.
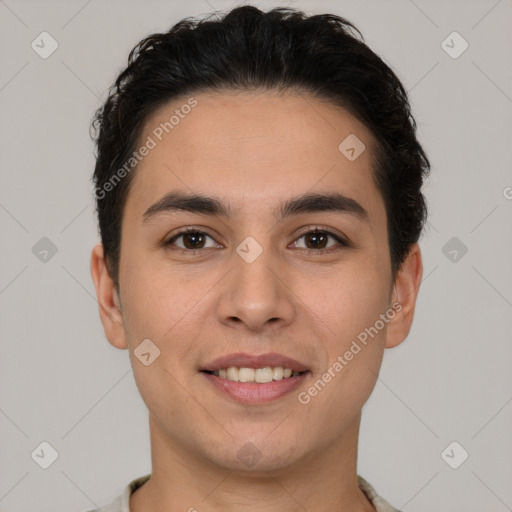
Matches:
[165,228,219,251]
[165,226,349,254]
[292,227,348,254]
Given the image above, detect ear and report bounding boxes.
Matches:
[385,243,423,349]
[90,243,128,349]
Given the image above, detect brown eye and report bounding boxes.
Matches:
[166,229,217,250]
[303,231,329,249]
[293,229,347,252]
[181,232,206,249]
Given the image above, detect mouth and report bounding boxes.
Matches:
[202,366,304,382]
[200,353,310,403]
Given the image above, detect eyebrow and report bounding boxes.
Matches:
[142,190,369,222]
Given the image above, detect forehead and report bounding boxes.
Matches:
[125,90,384,222]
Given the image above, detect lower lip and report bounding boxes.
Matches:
[202,372,309,404]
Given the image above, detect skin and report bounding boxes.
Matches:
[91,89,423,512]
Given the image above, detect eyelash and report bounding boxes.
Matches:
[165,226,349,255]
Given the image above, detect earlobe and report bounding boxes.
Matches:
[385,243,423,349]
[90,244,128,349]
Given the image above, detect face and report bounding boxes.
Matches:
[92,89,422,474]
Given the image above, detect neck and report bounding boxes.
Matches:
[130,413,375,512]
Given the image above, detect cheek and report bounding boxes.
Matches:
[120,246,186,333]
[120,262,201,423]
[297,271,388,436]
[119,253,217,371]
[305,261,390,404]
[309,259,390,346]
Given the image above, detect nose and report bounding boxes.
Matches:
[215,242,296,333]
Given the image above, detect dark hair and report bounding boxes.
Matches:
[91,5,430,288]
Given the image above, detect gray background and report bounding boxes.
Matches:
[1,0,511,511]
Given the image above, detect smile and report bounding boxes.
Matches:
[204,366,301,383]
[200,352,310,403]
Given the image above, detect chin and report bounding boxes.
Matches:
[208,435,307,474]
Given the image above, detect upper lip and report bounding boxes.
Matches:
[201,352,309,372]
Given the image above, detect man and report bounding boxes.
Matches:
[89,5,429,511]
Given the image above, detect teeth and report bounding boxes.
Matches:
[227,367,238,381]
[255,367,273,383]
[211,366,301,383]
[238,368,254,382]
[273,367,284,380]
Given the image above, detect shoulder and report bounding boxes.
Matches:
[357,475,403,512]
[80,474,151,512]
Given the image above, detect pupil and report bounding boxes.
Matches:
[307,232,326,249]
[184,232,204,249]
